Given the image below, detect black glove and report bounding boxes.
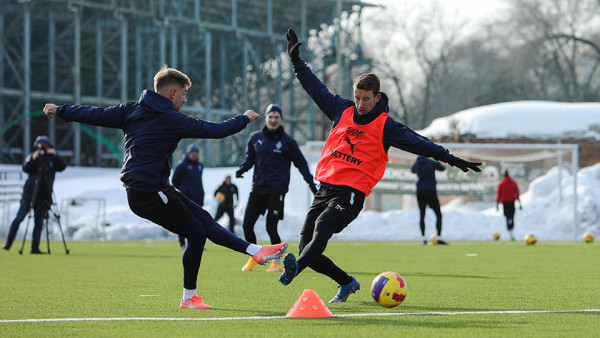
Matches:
[448,157,482,173]
[235,169,244,178]
[286,28,302,63]
[309,183,318,195]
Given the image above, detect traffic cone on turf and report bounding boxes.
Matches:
[286,289,333,318]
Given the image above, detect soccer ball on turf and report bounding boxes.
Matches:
[430,234,438,244]
[583,232,594,243]
[525,234,537,245]
[371,271,407,308]
[493,232,500,241]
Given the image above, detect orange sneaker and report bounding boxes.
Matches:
[241,256,258,271]
[252,242,288,265]
[266,260,282,272]
[179,295,213,309]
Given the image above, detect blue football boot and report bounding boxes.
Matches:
[329,276,360,303]
[278,253,299,285]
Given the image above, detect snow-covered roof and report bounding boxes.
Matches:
[419,101,600,140]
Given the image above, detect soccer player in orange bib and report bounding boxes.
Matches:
[279,29,482,303]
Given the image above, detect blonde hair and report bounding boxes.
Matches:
[153,65,191,93]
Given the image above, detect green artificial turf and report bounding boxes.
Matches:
[1,240,599,336]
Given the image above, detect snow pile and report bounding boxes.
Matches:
[419,101,600,140]
[2,162,599,242]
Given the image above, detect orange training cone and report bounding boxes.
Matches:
[286,289,333,318]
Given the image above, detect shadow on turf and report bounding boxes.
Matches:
[71,252,178,259]
[318,316,529,329]
[348,271,501,280]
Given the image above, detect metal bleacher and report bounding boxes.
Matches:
[0,168,24,236]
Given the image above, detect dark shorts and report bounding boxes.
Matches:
[502,201,515,218]
[247,191,285,220]
[305,185,365,234]
[416,189,441,213]
[126,186,192,236]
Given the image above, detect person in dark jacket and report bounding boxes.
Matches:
[411,156,447,245]
[42,65,288,309]
[278,29,481,303]
[172,143,204,249]
[214,175,238,233]
[496,169,521,241]
[236,103,317,273]
[3,136,67,254]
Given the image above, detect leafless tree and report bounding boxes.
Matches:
[506,0,600,101]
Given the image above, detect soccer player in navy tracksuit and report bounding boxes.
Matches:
[172,143,205,249]
[213,175,239,233]
[43,65,288,309]
[278,29,482,303]
[236,103,317,272]
[411,156,447,245]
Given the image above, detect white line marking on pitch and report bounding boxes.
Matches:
[1,309,599,323]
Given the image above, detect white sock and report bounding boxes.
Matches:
[508,229,514,238]
[183,288,197,301]
[246,244,261,256]
[422,236,427,242]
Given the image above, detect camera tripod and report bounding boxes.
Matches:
[18,156,69,255]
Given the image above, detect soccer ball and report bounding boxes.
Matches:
[215,192,226,203]
[525,234,537,245]
[493,232,500,241]
[583,232,594,243]
[371,271,407,308]
[430,234,438,245]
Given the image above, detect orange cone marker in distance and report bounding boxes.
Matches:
[286,289,333,318]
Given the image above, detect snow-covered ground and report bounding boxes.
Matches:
[1,162,598,243]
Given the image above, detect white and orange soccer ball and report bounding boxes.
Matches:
[493,232,500,241]
[583,232,594,243]
[215,192,226,203]
[525,234,537,245]
[371,271,407,308]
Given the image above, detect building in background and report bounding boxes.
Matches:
[0,0,374,167]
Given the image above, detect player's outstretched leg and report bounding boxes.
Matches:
[329,276,360,303]
[279,252,299,285]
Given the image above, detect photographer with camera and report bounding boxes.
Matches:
[3,136,66,254]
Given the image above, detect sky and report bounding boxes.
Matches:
[371,0,506,22]
[1,100,598,245]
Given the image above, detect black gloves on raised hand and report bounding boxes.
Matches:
[448,157,482,173]
[235,169,244,178]
[286,28,302,63]
[309,183,318,195]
